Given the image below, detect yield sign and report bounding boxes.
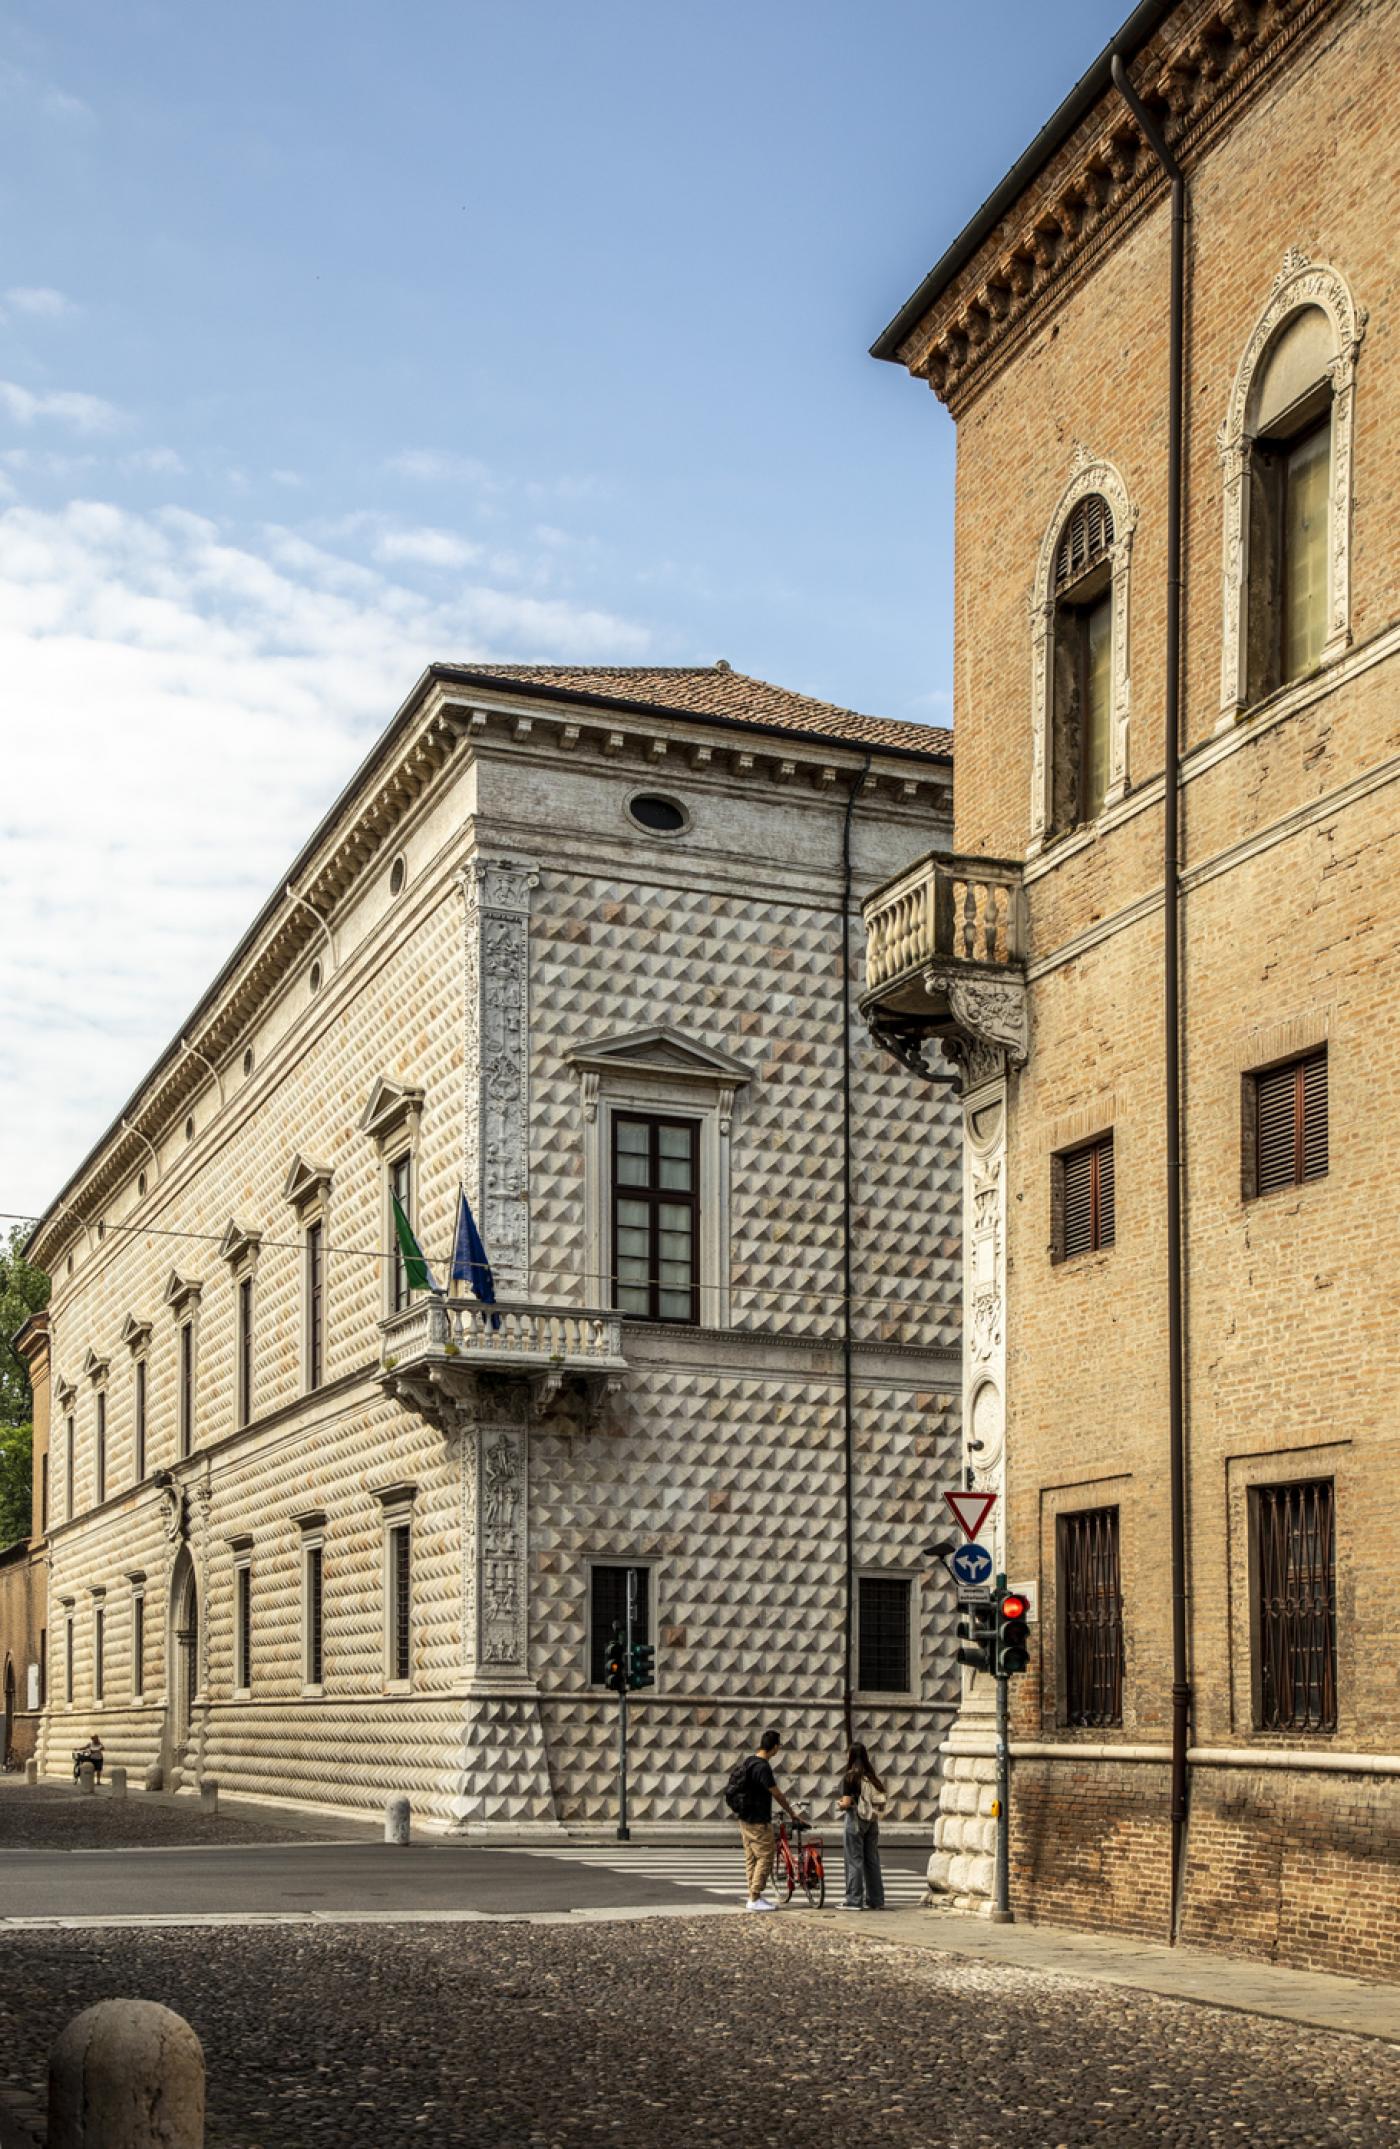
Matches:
[944,1489,997,1542]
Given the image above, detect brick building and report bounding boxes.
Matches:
[19,664,963,1828]
[860,0,1399,1974]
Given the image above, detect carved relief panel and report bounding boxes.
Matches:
[461,860,539,1299]
[472,1419,530,1684]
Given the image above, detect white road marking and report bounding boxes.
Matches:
[510,1844,928,1905]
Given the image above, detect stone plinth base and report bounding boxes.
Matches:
[927,1723,997,1911]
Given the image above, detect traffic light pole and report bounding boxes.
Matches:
[616,1681,630,1843]
[991,1667,1013,1923]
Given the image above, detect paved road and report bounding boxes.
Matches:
[2,1915,1393,2147]
[0,1837,933,1922]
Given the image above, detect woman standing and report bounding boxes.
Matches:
[838,1740,886,1910]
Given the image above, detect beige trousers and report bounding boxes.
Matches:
[739,1819,776,1900]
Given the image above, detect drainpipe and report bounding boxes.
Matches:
[180,1035,224,1108]
[286,881,336,973]
[1111,52,1191,1940]
[841,753,872,1748]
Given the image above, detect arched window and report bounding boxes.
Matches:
[1219,252,1365,722]
[1029,452,1137,854]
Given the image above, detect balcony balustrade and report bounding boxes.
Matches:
[379,1296,627,1428]
[861,852,1029,1084]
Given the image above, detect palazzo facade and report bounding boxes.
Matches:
[23,663,962,1830]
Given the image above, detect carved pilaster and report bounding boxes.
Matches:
[470,1416,531,1690]
[461,859,539,1298]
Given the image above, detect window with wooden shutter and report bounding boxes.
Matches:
[1055,495,1115,589]
[1055,1133,1115,1260]
[1247,1050,1327,1198]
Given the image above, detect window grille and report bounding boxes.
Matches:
[1058,1134,1115,1259]
[589,1564,650,1685]
[390,1523,412,1682]
[236,1566,252,1691]
[1253,1479,1336,1732]
[1252,1051,1327,1197]
[93,1608,104,1702]
[65,1617,74,1706]
[237,1277,253,1428]
[132,1597,144,1699]
[858,1575,912,1693]
[1059,1508,1124,1727]
[95,1394,106,1505]
[66,1416,75,1519]
[1055,494,1115,589]
[41,1454,49,1533]
[134,1359,147,1481]
[305,1545,324,1687]
[179,1323,194,1458]
[38,1627,46,1708]
[611,1115,699,1324]
[306,1222,325,1389]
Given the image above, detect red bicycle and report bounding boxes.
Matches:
[771,1815,825,1908]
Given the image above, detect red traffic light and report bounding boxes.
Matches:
[1000,1594,1028,1621]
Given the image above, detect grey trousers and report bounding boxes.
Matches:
[843,1812,885,1908]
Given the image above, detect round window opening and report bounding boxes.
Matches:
[309,959,323,994]
[184,1116,195,1143]
[243,1048,254,1078]
[138,1171,147,1197]
[628,793,688,835]
[66,1254,73,1276]
[389,856,407,896]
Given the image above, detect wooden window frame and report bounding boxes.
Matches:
[610,1113,700,1326]
[1057,1506,1124,1729]
[1243,1047,1328,1200]
[1052,1131,1115,1262]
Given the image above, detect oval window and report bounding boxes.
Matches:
[309,959,323,995]
[243,1048,254,1078]
[628,794,687,835]
[389,856,407,897]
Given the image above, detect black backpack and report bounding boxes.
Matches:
[723,1757,756,1819]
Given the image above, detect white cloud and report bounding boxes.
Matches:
[0,494,650,1215]
[3,286,75,319]
[386,447,494,486]
[0,380,125,433]
[373,525,481,570]
[120,446,188,476]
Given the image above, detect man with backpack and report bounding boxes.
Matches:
[724,1728,805,1911]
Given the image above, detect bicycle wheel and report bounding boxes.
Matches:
[800,1848,825,1910]
[771,1841,794,1902]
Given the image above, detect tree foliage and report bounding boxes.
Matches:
[0,1224,49,1426]
[0,1422,32,1548]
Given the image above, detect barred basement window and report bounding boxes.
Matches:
[389,1522,412,1683]
[589,1563,650,1686]
[40,1453,49,1533]
[93,1607,104,1702]
[858,1575,913,1695]
[1246,1050,1327,1199]
[235,1563,252,1693]
[1055,1133,1115,1260]
[304,1542,324,1689]
[132,1594,144,1699]
[1058,1508,1124,1728]
[134,1358,147,1481]
[1252,1478,1336,1733]
[65,1615,74,1706]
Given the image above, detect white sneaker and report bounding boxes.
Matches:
[744,1897,776,1912]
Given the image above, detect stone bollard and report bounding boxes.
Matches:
[108,1766,128,1801]
[198,1779,218,1816]
[49,1998,204,2149]
[385,1794,411,1845]
[25,1758,38,1785]
[145,1763,164,1792]
[78,1761,95,1796]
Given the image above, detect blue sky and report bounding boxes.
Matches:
[2,0,1128,1213]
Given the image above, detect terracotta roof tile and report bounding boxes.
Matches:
[436,662,952,759]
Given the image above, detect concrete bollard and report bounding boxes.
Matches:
[78,1761,95,1796]
[25,1758,38,1785]
[144,1763,164,1792]
[108,1766,128,1801]
[49,1998,204,2149]
[197,1779,218,1816]
[385,1794,411,1845]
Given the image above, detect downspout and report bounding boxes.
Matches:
[180,1035,224,1108]
[841,753,872,1748]
[1111,52,1191,1941]
[286,881,336,973]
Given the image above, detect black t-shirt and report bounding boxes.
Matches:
[745,1756,776,1824]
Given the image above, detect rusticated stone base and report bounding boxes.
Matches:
[926,1726,997,1910]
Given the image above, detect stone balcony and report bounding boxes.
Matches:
[379,1297,628,1429]
[860,851,1029,1086]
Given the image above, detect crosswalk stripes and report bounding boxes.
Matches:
[512,1843,929,1906]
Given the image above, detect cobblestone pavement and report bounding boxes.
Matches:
[0,1779,309,1851]
[1,1917,1395,2148]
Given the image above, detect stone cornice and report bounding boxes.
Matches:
[898,0,1342,414]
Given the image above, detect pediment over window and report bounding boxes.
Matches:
[568,1026,752,1132]
[84,1347,109,1384]
[163,1269,204,1315]
[219,1218,263,1268]
[121,1313,152,1353]
[283,1154,334,1213]
[55,1375,76,1411]
[358,1076,425,1150]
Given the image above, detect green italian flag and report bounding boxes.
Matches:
[391,1193,443,1294]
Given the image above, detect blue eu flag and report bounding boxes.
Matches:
[450,1186,500,1329]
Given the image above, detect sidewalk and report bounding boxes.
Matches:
[814,1905,1400,2044]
